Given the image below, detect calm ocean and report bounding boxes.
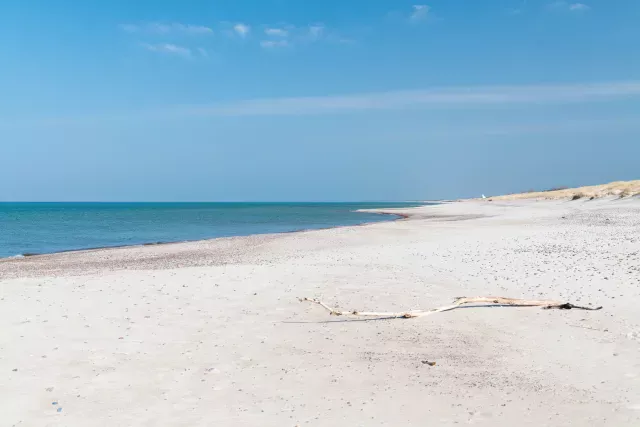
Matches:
[0,202,424,258]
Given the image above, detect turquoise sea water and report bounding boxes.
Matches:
[0,202,425,258]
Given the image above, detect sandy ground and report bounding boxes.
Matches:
[1,198,640,426]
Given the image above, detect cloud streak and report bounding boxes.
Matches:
[258,23,345,49]
[260,40,289,48]
[265,28,289,37]
[121,22,213,35]
[6,81,640,129]
[549,1,591,12]
[569,3,590,11]
[180,81,640,116]
[410,5,431,22]
[141,43,192,57]
[123,21,348,52]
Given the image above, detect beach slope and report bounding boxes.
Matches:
[1,198,640,426]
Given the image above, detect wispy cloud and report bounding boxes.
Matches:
[292,24,331,44]
[569,3,591,11]
[178,81,640,116]
[124,20,346,54]
[260,40,289,49]
[121,22,213,35]
[233,23,251,38]
[258,23,348,49]
[29,81,640,122]
[141,43,192,57]
[549,1,591,12]
[265,28,289,37]
[410,5,431,22]
[5,81,640,129]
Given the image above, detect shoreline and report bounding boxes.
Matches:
[2,198,640,425]
[0,208,415,261]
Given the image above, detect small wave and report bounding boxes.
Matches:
[3,253,40,259]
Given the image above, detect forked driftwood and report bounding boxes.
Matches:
[299,296,602,319]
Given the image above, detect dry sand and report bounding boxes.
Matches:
[1,198,640,426]
[485,180,640,201]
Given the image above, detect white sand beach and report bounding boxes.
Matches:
[1,198,640,426]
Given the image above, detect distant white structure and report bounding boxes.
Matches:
[481,194,487,199]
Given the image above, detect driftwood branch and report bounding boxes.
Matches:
[299,296,602,319]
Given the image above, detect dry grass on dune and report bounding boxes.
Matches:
[486,180,640,201]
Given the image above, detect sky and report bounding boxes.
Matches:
[1,0,639,201]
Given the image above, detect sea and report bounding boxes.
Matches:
[0,202,425,258]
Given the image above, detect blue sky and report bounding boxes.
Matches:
[1,0,639,201]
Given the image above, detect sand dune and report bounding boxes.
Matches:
[485,179,640,201]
